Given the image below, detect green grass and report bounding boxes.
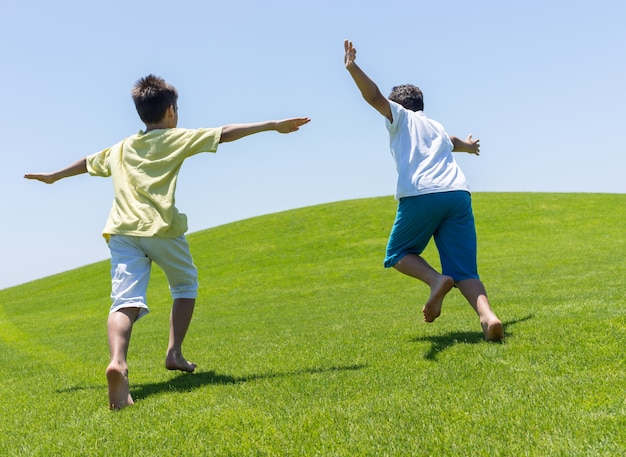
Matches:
[1,193,625,456]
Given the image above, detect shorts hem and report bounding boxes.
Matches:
[447,273,480,282]
[109,303,150,321]
[171,292,198,300]
[384,251,412,268]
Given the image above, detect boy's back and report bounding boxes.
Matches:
[386,100,469,199]
[87,127,222,239]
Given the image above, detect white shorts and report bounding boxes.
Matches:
[108,235,198,320]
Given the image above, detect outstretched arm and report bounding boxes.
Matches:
[24,157,88,184]
[451,134,480,155]
[344,40,392,122]
[219,117,310,143]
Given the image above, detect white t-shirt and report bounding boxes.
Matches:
[385,100,470,199]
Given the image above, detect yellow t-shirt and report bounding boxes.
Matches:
[86,127,222,240]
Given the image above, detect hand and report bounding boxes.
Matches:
[344,40,356,68]
[275,117,311,134]
[24,173,58,184]
[466,134,480,155]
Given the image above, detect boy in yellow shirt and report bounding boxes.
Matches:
[25,74,310,409]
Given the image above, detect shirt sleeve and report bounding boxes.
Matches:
[85,147,112,177]
[385,100,405,135]
[179,127,222,158]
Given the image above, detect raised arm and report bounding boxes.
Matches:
[24,157,88,184]
[219,117,310,143]
[344,40,392,122]
[450,134,480,155]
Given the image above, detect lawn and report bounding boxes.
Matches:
[0,193,624,456]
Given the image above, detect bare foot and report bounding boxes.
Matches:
[106,363,134,410]
[481,317,504,342]
[422,275,454,322]
[165,351,196,373]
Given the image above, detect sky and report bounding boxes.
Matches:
[2,0,625,289]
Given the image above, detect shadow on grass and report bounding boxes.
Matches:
[56,364,367,399]
[410,314,533,361]
[56,364,367,398]
[130,363,367,401]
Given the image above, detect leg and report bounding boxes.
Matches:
[432,192,502,340]
[106,307,140,410]
[456,278,504,341]
[165,298,196,372]
[385,195,455,322]
[141,236,198,373]
[394,253,454,322]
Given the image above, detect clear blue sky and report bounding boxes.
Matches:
[2,0,625,289]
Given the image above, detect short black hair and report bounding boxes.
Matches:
[131,74,178,124]
[388,84,424,112]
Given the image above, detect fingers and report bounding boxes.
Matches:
[24,173,54,183]
[467,134,480,146]
[276,117,311,133]
[464,133,480,155]
[344,39,356,64]
[291,117,311,131]
[294,117,311,126]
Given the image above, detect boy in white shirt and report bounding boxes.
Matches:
[344,40,503,342]
[25,74,310,409]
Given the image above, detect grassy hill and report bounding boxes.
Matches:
[1,193,625,456]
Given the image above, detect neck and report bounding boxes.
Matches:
[144,122,171,132]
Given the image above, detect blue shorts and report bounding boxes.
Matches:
[384,191,479,282]
[108,235,198,320]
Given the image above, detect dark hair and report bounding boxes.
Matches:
[388,84,424,112]
[131,74,178,124]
